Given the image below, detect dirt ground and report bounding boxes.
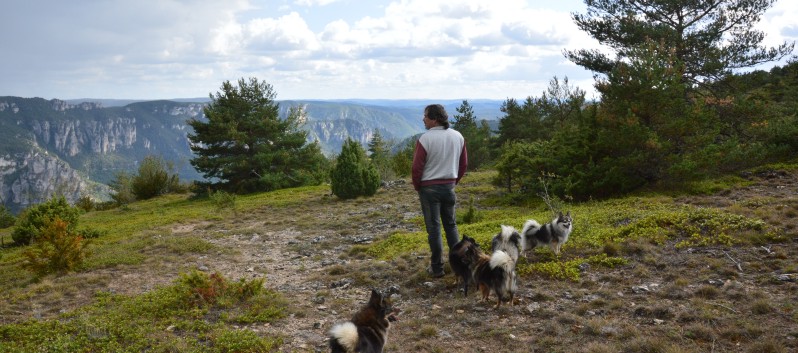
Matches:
[143,169,798,353]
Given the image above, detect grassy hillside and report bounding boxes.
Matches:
[1,167,797,352]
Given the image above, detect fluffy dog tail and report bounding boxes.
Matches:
[489,250,515,302]
[521,219,541,250]
[329,322,358,353]
[521,219,541,236]
[492,225,523,261]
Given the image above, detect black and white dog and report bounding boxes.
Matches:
[450,235,479,296]
[521,211,573,256]
[491,225,523,263]
[329,289,399,353]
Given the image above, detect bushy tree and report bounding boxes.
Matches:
[493,141,544,194]
[12,196,81,246]
[518,42,723,199]
[495,97,544,147]
[109,171,135,206]
[367,129,392,180]
[452,100,478,132]
[538,77,586,130]
[330,138,380,199]
[567,0,794,88]
[492,77,594,198]
[391,137,416,178]
[453,100,493,170]
[22,217,88,276]
[188,77,327,194]
[710,60,798,164]
[496,78,586,147]
[131,155,180,200]
[74,196,95,212]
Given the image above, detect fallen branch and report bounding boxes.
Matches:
[723,251,743,272]
[708,302,739,314]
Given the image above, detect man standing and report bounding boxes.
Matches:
[412,104,468,278]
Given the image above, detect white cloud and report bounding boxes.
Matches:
[2,0,793,101]
[209,21,246,56]
[758,0,798,47]
[294,0,342,6]
[246,12,321,52]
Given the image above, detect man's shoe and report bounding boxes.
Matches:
[427,266,445,278]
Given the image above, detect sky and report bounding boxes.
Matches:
[1,0,796,101]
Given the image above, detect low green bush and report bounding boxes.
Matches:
[12,196,80,246]
[22,217,89,276]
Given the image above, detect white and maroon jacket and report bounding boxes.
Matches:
[412,126,468,191]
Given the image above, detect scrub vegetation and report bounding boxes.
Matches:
[1,166,796,352]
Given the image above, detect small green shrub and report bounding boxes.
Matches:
[390,138,415,178]
[694,285,719,299]
[602,242,621,256]
[22,217,89,276]
[461,195,482,224]
[74,196,95,212]
[210,190,237,213]
[213,328,281,353]
[109,171,136,206]
[418,325,438,338]
[12,196,81,245]
[587,253,628,268]
[330,138,380,199]
[750,299,773,315]
[683,323,717,342]
[132,155,180,200]
[93,200,119,211]
[178,271,264,308]
[519,258,582,281]
[78,227,107,239]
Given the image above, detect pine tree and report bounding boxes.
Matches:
[496,97,545,147]
[452,100,477,133]
[391,137,416,178]
[330,138,380,199]
[453,100,493,170]
[566,0,794,88]
[538,76,586,130]
[187,78,327,193]
[367,129,391,180]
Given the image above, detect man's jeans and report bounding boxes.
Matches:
[419,183,460,274]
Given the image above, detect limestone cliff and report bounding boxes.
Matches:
[0,150,112,213]
[0,97,204,213]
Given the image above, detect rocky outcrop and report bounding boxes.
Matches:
[0,150,111,213]
[305,119,379,155]
[50,99,102,111]
[30,118,138,156]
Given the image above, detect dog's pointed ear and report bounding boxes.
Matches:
[566,211,571,217]
[558,211,564,218]
[369,289,382,304]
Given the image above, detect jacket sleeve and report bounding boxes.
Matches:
[411,140,427,191]
[456,142,468,183]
